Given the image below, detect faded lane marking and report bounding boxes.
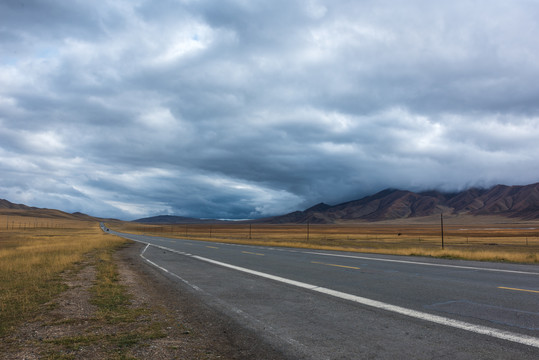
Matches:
[308,251,539,275]
[242,251,265,256]
[311,261,360,270]
[206,246,219,249]
[498,286,539,294]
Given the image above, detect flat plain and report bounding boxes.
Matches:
[109,214,539,263]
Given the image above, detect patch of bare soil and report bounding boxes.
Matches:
[1,256,100,359]
[1,243,287,359]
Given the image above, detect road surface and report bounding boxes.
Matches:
[102,224,539,359]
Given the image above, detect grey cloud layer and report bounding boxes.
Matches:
[1,0,539,219]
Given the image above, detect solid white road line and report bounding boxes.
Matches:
[141,242,539,349]
[138,243,309,351]
[140,243,203,292]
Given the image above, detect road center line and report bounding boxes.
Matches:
[142,242,539,349]
[498,286,539,294]
[306,251,539,275]
[311,261,360,270]
[242,251,265,256]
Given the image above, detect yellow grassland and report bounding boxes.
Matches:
[0,215,128,336]
[107,219,539,264]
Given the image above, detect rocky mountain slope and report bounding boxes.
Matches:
[257,183,539,223]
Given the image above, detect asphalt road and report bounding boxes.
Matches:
[102,224,539,359]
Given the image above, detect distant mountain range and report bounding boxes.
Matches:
[133,215,226,224]
[3,182,539,224]
[254,182,539,224]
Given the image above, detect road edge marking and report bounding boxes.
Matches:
[149,243,539,349]
[137,243,311,351]
[190,253,539,349]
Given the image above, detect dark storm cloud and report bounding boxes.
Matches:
[1,0,539,219]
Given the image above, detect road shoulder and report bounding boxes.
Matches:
[117,241,290,359]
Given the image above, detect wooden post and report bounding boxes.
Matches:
[441,212,444,249]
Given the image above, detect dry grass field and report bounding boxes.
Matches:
[108,215,539,264]
[0,211,283,359]
[0,212,128,337]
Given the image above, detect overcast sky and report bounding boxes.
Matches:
[1,0,539,220]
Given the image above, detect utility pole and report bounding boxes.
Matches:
[249,224,252,240]
[440,212,444,249]
[307,221,310,242]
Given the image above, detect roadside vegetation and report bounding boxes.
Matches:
[37,247,168,359]
[108,220,539,264]
[0,213,236,359]
[0,216,128,337]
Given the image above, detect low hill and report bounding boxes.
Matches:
[256,182,539,224]
[0,199,35,210]
[0,199,99,221]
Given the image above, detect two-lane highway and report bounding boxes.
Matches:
[103,224,539,359]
